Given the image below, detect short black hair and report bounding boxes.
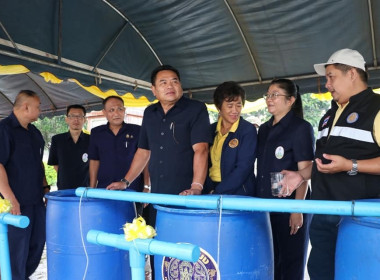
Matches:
[150,65,180,86]
[66,104,86,116]
[14,90,38,107]
[213,81,245,110]
[102,96,124,108]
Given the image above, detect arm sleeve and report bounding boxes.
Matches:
[138,114,150,150]
[47,136,58,165]
[190,103,212,145]
[0,127,10,166]
[293,122,315,163]
[88,131,100,160]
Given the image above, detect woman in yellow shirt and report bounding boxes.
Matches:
[205,81,257,195]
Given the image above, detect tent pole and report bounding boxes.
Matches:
[0,49,152,91]
[367,0,378,67]
[0,21,21,55]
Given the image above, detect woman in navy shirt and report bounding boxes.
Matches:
[205,81,257,195]
[256,79,314,280]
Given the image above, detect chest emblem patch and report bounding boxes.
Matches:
[347,112,359,124]
[82,153,88,163]
[275,146,284,159]
[229,138,239,148]
[322,116,330,128]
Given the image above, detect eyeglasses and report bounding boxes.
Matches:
[67,115,85,120]
[263,92,288,100]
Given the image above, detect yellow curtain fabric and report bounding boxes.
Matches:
[0,64,29,75]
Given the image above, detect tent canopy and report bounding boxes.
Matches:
[1,0,380,117]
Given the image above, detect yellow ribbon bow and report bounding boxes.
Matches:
[123,216,157,242]
[0,198,11,213]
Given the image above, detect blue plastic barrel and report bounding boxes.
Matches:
[154,205,273,280]
[46,189,135,280]
[335,215,380,278]
[335,199,380,279]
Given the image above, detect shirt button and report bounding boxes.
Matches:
[161,132,164,136]
[163,119,166,122]
[160,146,163,150]
[160,174,164,178]
[159,160,163,164]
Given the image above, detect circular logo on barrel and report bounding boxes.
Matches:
[162,247,220,280]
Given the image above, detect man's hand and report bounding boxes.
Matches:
[8,196,21,215]
[316,154,351,174]
[106,181,126,190]
[179,188,202,196]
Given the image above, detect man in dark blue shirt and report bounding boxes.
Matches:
[106,65,211,280]
[48,104,90,189]
[0,90,47,280]
[88,96,143,190]
[107,65,211,195]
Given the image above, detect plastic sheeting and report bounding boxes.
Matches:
[1,0,380,117]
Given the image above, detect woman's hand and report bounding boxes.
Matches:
[289,213,303,235]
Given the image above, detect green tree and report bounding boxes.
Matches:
[34,115,68,148]
[44,162,57,186]
[301,94,331,136]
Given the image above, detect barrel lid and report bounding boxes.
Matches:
[45,189,97,202]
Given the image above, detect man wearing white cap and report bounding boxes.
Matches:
[282,48,380,279]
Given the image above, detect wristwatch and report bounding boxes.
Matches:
[120,178,130,189]
[347,159,358,176]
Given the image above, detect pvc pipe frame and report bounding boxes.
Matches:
[0,213,30,280]
[77,188,380,280]
[76,187,380,217]
[87,230,200,280]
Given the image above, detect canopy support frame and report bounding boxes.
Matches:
[25,73,57,111]
[224,0,262,82]
[57,0,63,65]
[92,22,129,73]
[0,48,152,91]
[102,0,162,65]
[368,0,378,67]
[0,90,14,107]
[0,21,21,55]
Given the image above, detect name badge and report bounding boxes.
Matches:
[82,153,88,163]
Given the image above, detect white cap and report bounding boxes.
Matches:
[313,48,366,76]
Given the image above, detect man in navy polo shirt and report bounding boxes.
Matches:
[48,104,90,190]
[88,96,143,190]
[107,65,211,200]
[0,90,48,280]
[106,65,211,280]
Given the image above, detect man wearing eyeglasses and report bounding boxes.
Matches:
[88,96,144,190]
[48,104,90,190]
